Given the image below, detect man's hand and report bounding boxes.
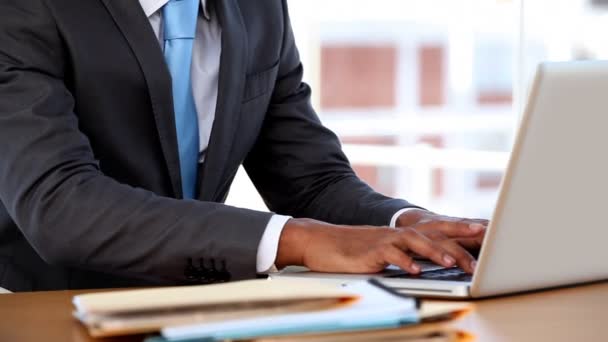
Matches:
[276,218,467,275]
[396,209,489,273]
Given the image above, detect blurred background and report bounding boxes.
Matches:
[226,0,608,219]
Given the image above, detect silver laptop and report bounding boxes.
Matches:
[272,61,608,298]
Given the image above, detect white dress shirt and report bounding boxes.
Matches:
[139,0,412,273]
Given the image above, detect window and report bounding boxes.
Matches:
[320,45,398,109]
[226,0,607,219]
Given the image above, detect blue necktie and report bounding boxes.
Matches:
[163,0,200,199]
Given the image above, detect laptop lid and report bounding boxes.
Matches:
[471,61,608,298]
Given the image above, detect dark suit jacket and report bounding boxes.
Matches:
[0,0,416,292]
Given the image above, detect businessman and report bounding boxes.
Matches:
[0,0,488,292]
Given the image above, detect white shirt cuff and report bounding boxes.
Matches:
[256,214,292,273]
[390,208,421,228]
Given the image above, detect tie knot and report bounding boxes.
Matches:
[163,0,200,41]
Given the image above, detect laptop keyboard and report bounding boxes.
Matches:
[387,267,473,282]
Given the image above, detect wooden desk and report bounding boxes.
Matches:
[1,282,607,342]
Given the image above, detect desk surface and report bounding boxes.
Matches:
[1,282,607,342]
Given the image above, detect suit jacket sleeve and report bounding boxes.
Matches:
[0,0,272,284]
[244,0,421,227]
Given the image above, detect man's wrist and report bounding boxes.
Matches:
[390,208,419,227]
[395,208,429,227]
[276,218,313,269]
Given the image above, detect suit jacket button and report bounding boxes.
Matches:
[218,260,231,282]
[184,258,200,284]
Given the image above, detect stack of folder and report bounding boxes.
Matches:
[73,279,472,342]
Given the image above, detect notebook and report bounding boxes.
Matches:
[152,280,425,341]
[151,300,472,342]
[73,279,358,337]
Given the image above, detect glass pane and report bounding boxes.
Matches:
[285,0,517,217]
[227,1,521,218]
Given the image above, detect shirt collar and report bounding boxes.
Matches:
[139,0,211,20]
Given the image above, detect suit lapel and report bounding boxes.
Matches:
[101,0,183,198]
[198,0,248,201]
